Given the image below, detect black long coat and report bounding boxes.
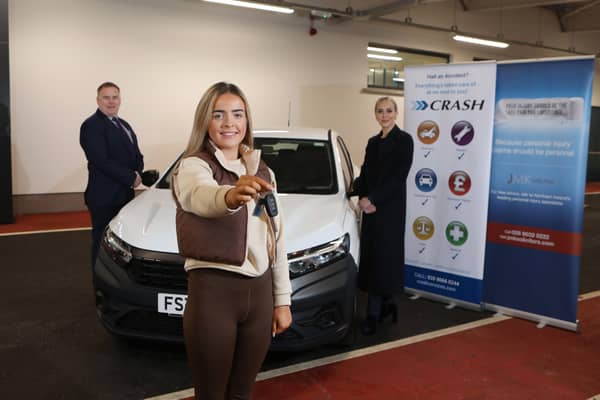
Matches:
[355,125,414,295]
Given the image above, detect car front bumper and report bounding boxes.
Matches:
[93,245,357,351]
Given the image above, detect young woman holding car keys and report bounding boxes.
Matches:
[172,81,292,400]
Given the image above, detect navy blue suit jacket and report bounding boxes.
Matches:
[80,109,144,208]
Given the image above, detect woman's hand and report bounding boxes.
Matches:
[225,175,273,209]
[272,305,292,337]
[359,197,377,214]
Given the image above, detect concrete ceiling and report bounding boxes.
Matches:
[268,0,600,33]
[252,0,600,55]
[463,0,600,33]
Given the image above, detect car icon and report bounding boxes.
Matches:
[419,174,434,187]
[419,127,437,139]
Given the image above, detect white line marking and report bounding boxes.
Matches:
[579,290,600,300]
[0,227,91,237]
[144,315,510,400]
[145,291,600,400]
[145,389,194,400]
[256,315,510,382]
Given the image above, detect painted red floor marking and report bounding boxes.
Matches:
[147,292,600,400]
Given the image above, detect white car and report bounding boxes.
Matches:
[94,128,361,350]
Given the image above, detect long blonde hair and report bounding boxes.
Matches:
[183,82,254,157]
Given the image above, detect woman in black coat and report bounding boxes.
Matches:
[354,96,414,335]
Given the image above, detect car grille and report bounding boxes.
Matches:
[128,257,188,291]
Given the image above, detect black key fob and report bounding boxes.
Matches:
[264,193,278,217]
[252,192,278,217]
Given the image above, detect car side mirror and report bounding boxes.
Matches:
[141,169,159,187]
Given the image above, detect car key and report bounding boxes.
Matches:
[252,192,278,218]
[263,192,278,217]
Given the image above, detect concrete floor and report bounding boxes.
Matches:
[0,195,598,399]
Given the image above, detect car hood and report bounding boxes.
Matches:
[110,189,347,254]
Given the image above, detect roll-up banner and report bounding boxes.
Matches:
[483,56,594,331]
[404,62,496,308]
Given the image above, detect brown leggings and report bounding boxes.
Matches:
[184,268,273,400]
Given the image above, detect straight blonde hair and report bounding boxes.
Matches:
[374,96,398,112]
[183,82,254,157]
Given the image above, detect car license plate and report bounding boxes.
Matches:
[158,293,187,315]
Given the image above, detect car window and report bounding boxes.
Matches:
[255,138,338,195]
[156,154,182,189]
[336,136,354,192]
[155,139,338,195]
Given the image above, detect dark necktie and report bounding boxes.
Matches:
[112,117,133,143]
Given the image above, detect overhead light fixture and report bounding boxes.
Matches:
[367,46,398,54]
[393,77,405,82]
[453,35,509,48]
[203,0,294,14]
[311,10,332,19]
[367,54,403,61]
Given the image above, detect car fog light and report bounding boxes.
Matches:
[95,290,105,311]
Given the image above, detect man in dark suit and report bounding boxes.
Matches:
[80,82,144,267]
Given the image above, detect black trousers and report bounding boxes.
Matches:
[88,201,128,268]
[184,268,273,400]
[366,292,393,319]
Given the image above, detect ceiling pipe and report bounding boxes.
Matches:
[371,16,593,56]
[357,0,415,18]
[266,1,354,17]
[204,0,596,57]
[462,0,584,12]
[561,0,600,17]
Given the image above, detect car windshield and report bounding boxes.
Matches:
[156,138,337,195]
[255,138,337,194]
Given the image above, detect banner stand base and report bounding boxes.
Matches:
[483,302,579,332]
[404,288,482,312]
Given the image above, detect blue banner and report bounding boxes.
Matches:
[483,57,594,328]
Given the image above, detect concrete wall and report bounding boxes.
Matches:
[8,0,600,212]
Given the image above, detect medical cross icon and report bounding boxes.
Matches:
[445,221,468,246]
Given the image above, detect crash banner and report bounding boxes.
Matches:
[403,62,496,308]
[482,56,594,331]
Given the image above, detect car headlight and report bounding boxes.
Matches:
[101,228,132,266]
[287,234,349,279]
